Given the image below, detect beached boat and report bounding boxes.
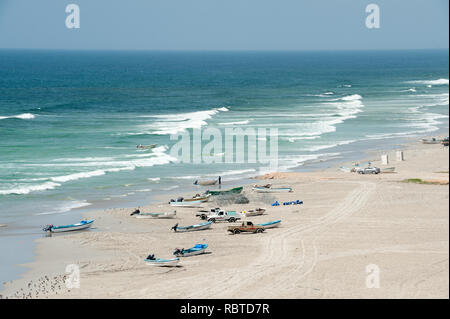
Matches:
[43,219,94,233]
[137,144,157,150]
[339,166,356,173]
[169,200,204,208]
[171,221,212,232]
[183,194,211,202]
[145,255,180,267]
[421,138,441,144]
[242,208,266,217]
[257,220,281,229]
[173,244,208,257]
[134,211,177,219]
[252,186,292,193]
[380,167,396,173]
[194,179,218,186]
[206,186,243,196]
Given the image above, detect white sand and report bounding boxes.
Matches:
[1,141,448,299]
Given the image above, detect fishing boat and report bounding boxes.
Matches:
[173,244,208,257]
[242,208,266,217]
[252,186,292,193]
[257,220,281,229]
[137,144,157,150]
[194,179,218,186]
[339,166,356,173]
[206,186,243,196]
[171,221,212,232]
[421,138,441,144]
[169,200,204,208]
[133,211,177,219]
[183,194,211,202]
[380,167,396,173]
[42,219,94,233]
[145,254,179,267]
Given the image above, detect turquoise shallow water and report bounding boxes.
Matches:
[0,49,448,288]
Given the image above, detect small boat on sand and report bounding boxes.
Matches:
[137,144,157,150]
[206,186,243,196]
[194,179,218,186]
[380,167,396,173]
[171,221,212,232]
[242,208,266,217]
[421,138,441,144]
[252,185,292,193]
[131,210,177,219]
[173,244,208,257]
[183,194,211,202]
[169,200,204,208]
[257,220,281,229]
[145,254,179,267]
[43,220,94,233]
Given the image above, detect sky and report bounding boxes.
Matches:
[0,0,448,50]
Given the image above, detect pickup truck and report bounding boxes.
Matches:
[207,210,242,223]
[227,221,265,234]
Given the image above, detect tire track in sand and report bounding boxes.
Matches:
[187,181,375,298]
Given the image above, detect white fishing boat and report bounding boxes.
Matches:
[145,255,180,267]
[134,211,177,219]
[171,221,212,232]
[173,244,208,257]
[242,208,266,217]
[380,167,396,173]
[43,220,94,233]
[169,200,204,208]
[256,220,281,229]
[252,185,292,193]
[194,179,217,186]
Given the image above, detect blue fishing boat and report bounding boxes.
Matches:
[173,244,208,257]
[42,219,94,233]
[256,220,281,229]
[171,221,212,232]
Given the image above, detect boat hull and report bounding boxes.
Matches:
[252,187,292,193]
[135,212,176,219]
[49,220,94,233]
[174,222,212,232]
[174,244,208,257]
[145,258,179,267]
[170,200,203,208]
[257,220,281,229]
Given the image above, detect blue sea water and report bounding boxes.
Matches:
[0,49,448,288]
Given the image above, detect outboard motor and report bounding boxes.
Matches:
[176,197,184,202]
[173,248,183,256]
[42,224,53,232]
[171,223,179,232]
[146,254,155,260]
[130,209,140,216]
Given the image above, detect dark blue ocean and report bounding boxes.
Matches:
[0,49,448,288]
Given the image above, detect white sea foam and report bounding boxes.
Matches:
[0,181,61,195]
[147,177,160,182]
[407,78,449,86]
[0,113,35,120]
[138,107,228,135]
[218,120,250,125]
[34,200,91,215]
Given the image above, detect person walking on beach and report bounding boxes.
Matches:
[218,176,221,185]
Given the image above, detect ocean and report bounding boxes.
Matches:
[0,49,448,288]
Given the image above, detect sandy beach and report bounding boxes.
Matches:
[1,139,448,299]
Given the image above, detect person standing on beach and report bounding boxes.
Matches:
[218,176,222,186]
